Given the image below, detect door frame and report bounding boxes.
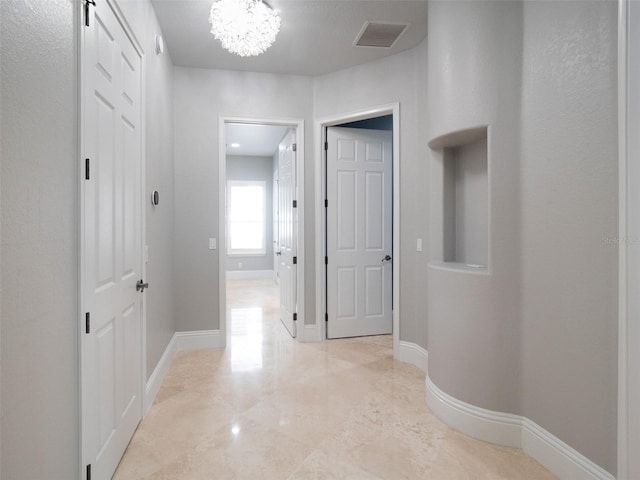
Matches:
[314,103,400,357]
[78,0,147,477]
[618,0,640,476]
[218,116,305,343]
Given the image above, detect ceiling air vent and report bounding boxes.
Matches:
[354,22,409,48]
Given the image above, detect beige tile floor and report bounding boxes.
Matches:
[114,278,556,479]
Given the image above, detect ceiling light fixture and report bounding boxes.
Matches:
[209,0,281,57]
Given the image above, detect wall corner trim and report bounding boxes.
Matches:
[426,376,615,480]
[397,341,429,373]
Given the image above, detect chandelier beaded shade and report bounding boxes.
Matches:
[209,0,281,57]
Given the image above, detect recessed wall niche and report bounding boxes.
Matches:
[429,126,488,269]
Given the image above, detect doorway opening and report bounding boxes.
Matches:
[315,104,400,357]
[219,117,305,347]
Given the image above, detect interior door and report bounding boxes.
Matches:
[326,127,393,339]
[82,1,144,478]
[278,129,297,337]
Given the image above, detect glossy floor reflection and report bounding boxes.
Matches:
[114,277,556,479]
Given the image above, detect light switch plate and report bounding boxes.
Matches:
[209,238,217,250]
[417,238,423,252]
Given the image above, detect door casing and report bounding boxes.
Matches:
[314,104,400,357]
[618,0,640,476]
[218,116,305,343]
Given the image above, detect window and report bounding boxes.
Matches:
[227,180,266,255]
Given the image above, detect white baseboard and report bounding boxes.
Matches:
[175,329,225,350]
[226,270,274,279]
[144,330,225,412]
[397,341,429,372]
[297,323,320,342]
[144,333,177,413]
[426,375,522,447]
[426,375,615,480]
[521,419,614,480]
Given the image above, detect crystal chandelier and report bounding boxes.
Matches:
[209,0,281,57]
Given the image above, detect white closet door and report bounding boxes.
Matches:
[82,1,144,478]
[326,127,393,339]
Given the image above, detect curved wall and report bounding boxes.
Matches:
[426,0,523,414]
[426,0,618,474]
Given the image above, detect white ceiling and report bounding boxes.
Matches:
[150,0,428,76]
[225,123,289,157]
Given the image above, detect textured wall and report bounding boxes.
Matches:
[173,67,313,332]
[426,0,618,474]
[1,1,79,477]
[0,0,176,476]
[520,1,618,473]
[314,40,429,348]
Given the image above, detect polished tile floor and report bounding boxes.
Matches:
[114,277,556,479]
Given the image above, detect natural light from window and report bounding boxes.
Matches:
[227,181,266,255]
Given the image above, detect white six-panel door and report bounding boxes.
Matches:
[327,127,393,339]
[82,1,144,478]
[278,130,297,337]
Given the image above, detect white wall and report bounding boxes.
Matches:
[1,1,78,477]
[226,155,274,272]
[426,0,618,475]
[520,1,618,473]
[313,39,429,347]
[0,0,175,476]
[173,67,313,332]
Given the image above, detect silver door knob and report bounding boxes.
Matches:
[136,280,149,292]
[276,251,282,256]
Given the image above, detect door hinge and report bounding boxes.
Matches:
[85,158,90,180]
[84,0,96,27]
[85,312,90,334]
[86,464,92,480]
[324,141,328,151]
[293,313,298,321]
[324,199,328,208]
[325,313,328,322]
[293,256,297,265]
[292,200,297,208]
[292,143,297,152]
[325,256,328,265]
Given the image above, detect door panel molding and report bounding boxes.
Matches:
[80,0,146,478]
[326,127,393,339]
